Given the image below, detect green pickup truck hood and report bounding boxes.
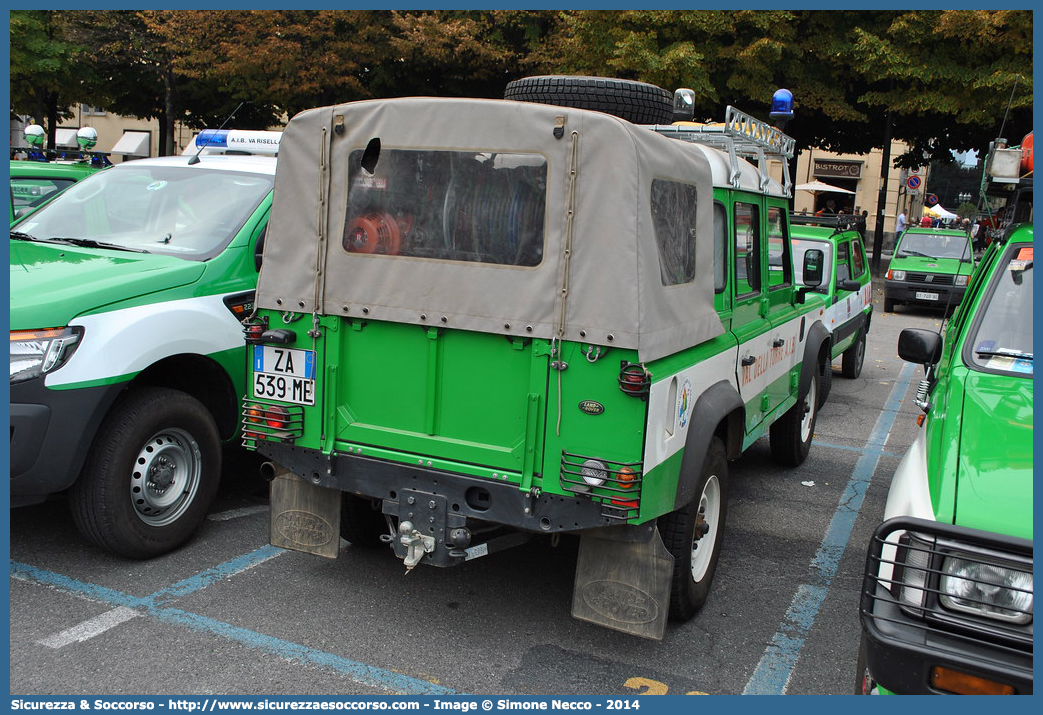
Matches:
[952,371,1033,540]
[10,240,205,329]
[891,254,972,275]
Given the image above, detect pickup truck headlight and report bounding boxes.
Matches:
[888,269,906,281]
[940,556,1032,624]
[955,274,970,286]
[10,327,84,384]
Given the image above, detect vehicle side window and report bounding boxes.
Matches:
[766,207,792,289]
[713,202,727,293]
[851,238,866,278]
[344,147,546,267]
[734,202,760,297]
[11,177,78,210]
[836,241,851,283]
[650,179,698,286]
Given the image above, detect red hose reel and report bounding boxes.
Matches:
[344,212,405,255]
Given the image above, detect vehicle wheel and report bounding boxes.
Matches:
[658,437,729,621]
[504,75,675,125]
[818,356,832,407]
[769,367,819,467]
[855,633,877,694]
[883,297,895,312]
[70,387,221,559]
[842,331,867,379]
[340,493,388,548]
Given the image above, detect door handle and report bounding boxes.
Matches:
[772,338,785,348]
[741,356,756,367]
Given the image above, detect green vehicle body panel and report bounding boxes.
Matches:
[9,241,206,329]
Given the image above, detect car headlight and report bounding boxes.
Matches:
[10,327,84,384]
[889,269,906,281]
[940,556,1032,624]
[955,274,970,286]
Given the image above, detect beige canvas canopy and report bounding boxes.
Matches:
[258,97,725,363]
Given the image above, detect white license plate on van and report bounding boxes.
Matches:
[252,346,316,405]
[915,291,939,301]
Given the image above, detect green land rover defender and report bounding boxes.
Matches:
[243,79,832,639]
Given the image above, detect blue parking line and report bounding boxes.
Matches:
[742,361,918,694]
[11,550,459,696]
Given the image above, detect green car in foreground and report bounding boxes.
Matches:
[858,224,1032,694]
[884,227,974,313]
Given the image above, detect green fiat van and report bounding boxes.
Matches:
[884,227,974,313]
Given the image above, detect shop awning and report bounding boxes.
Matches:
[110,131,150,156]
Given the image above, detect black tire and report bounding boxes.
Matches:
[883,297,896,312]
[70,387,221,559]
[504,75,674,125]
[339,493,388,548]
[818,355,833,407]
[855,633,876,694]
[841,330,867,379]
[658,437,729,621]
[769,367,819,467]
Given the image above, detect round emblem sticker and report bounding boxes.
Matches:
[677,379,693,429]
[146,181,168,191]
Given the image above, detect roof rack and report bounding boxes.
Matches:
[791,213,858,232]
[650,106,795,195]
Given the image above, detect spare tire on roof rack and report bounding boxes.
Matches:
[504,75,674,125]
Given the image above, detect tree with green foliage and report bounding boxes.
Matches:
[540,10,1031,162]
[9,11,89,149]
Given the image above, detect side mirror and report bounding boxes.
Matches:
[839,279,862,292]
[898,328,942,366]
[253,225,267,272]
[802,248,824,287]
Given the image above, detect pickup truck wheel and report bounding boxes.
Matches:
[504,75,675,125]
[70,387,221,559]
[883,297,896,312]
[855,633,876,694]
[340,494,388,548]
[818,356,832,407]
[841,331,866,379]
[769,368,819,467]
[659,437,729,621]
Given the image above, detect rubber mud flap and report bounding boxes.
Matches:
[270,467,341,559]
[571,527,673,640]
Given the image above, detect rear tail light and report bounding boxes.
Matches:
[618,362,651,399]
[241,398,304,447]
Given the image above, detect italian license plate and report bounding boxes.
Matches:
[915,291,939,301]
[252,346,316,405]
